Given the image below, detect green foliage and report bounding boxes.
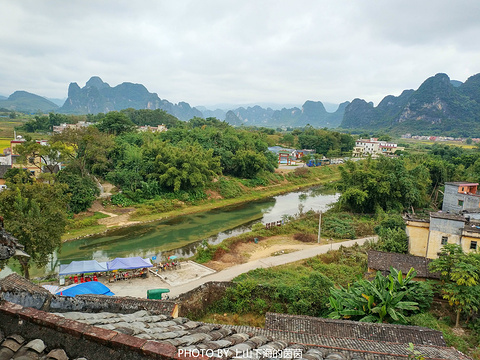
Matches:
[110,193,135,207]
[66,212,110,230]
[338,157,430,213]
[153,142,221,192]
[407,343,426,360]
[160,126,277,179]
[217,268,334,317]
[321,212,376,240]
[56,167,99,213]
[208,249,369,318]
[297,127,355,155]
[96,111,136,135]
[408,313,473,354]
[121,108,182,128]
[327,268,425,324]
[372,216,409,253]
[18,112,67,132]
[0,181,69,279]
[429,244,480,327]
[52,126,115,177]
[322,213,356,239]
[215,177,244,199]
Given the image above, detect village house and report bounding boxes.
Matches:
[405,181,480,259]
[352,138,404,158]
[268,146,316,165]
[52,121,94,133]
[137,124,168,132]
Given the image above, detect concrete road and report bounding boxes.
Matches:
[168,236,377,298]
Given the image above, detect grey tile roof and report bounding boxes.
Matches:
[0,165,10,179]
[54,310,472,360]
[0,333,85,360]
[367,250,440,279]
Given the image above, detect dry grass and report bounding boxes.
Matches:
[199,312,265,328]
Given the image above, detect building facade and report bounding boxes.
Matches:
[406,181,480,258]
[442,181,480,213]
[352,138,404,158]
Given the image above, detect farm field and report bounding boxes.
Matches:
[0,138,11,153]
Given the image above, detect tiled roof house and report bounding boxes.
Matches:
[0,274,472,360]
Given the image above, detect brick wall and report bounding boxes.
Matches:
[367,250,440,279]
[265,312,445,346]
[176,281,234,317]
[0,301,185,360]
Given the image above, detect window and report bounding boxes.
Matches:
[458,200,464,206]
[471,241,478,250]
[441,236,448,245]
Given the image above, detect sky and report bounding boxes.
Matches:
[1,0,480,109]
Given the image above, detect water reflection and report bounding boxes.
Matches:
[56,186,339,266]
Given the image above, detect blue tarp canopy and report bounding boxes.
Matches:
[59,260,108,276]
[55,282,114,297]
[106,257,153,271]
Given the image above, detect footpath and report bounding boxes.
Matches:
[168,236,376,298]
[107,236,377,298]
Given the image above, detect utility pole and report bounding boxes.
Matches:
[317,211,322,244]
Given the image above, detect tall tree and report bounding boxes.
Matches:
[52,127,115,176]
[96,111,136,135]
[14,138,68,175]
[0,180,69,279]
[429,244,480,327]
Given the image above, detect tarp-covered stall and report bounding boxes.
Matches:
[55,282,114,297]
[106,257,153,271]
[59,260,108,275]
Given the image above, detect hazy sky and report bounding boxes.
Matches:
[1,0,479,108]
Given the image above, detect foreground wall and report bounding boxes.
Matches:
[176,281,234,317]
[0,301,183,360]
[0,274,178,316]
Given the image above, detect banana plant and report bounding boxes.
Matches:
[327,268,419,324]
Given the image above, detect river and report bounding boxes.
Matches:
[43,187,338,272]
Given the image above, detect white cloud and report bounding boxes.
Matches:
[0,0,479,107]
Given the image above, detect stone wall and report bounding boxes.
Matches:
[265,312,446,346]
[0,301,186,360]
[0,274,178,316]
[176,281,234,318]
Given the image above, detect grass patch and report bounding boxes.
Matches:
[198,313,265,328]
[408,312,479,359]
[198,245,368,320]
[62,212,109,240]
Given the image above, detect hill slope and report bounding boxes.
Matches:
[59,76,203,121]
[340,73,480,136]
[0,91,59,113]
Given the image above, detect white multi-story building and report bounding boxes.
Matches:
[352,138,404,158]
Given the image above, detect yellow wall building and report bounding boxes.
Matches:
[406,212,480,259]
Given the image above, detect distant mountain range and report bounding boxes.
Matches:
[60,76,203,121]
[0,91,59,113]
[341,73,480,135]
[1,73,479,134]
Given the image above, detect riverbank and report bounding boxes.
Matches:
[62,165,341,242]
[106,235,377,299]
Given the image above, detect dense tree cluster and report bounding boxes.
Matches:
[338,157,431,213]
[297,126,355,157]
